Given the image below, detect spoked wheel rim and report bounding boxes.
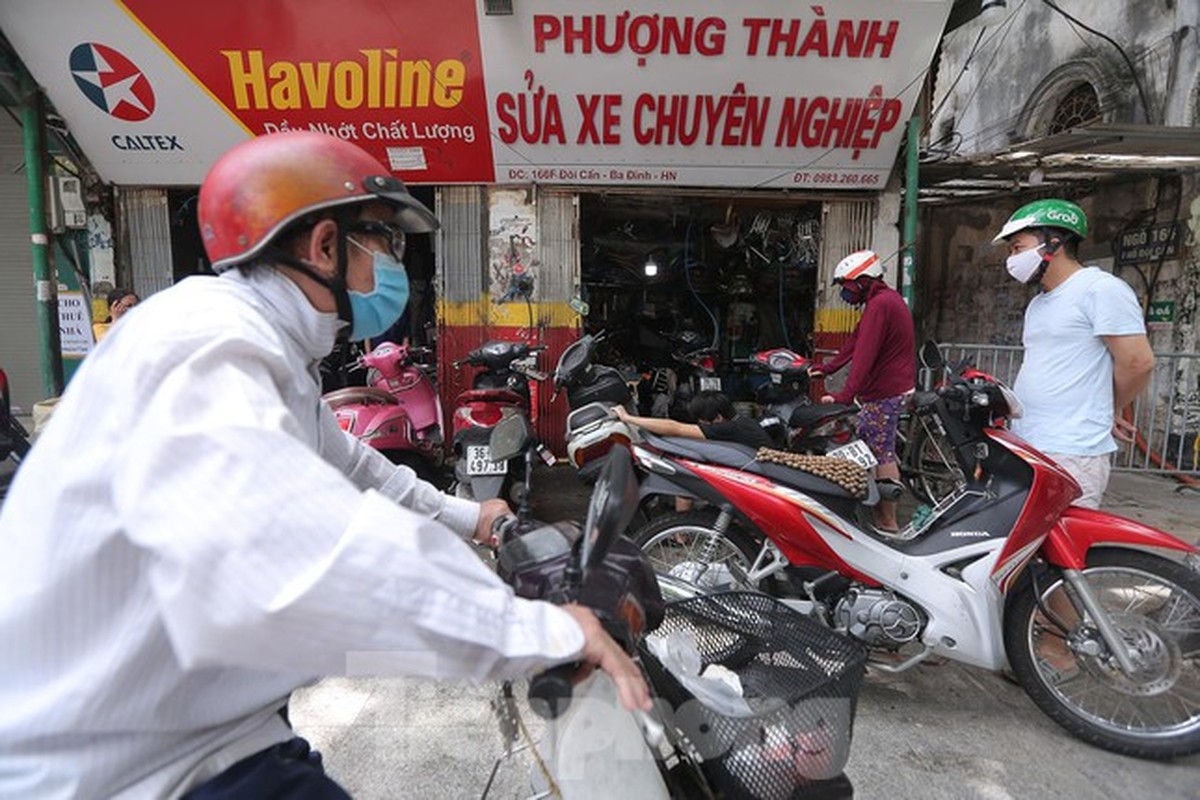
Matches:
[911,427,963,504]
[640,524,758,594]
[1028,565,1200,739]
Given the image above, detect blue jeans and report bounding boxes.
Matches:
[182,737,352,799]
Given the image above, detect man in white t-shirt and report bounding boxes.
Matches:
[993,199,1155,507]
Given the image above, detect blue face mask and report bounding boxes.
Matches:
[839,281,865,305]
[347,238,410,341]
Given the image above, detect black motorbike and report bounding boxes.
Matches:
[552,331,636,483]
[740,348,860,455]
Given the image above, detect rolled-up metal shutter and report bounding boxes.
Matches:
[813,198,877,360]
[116,187,173,298]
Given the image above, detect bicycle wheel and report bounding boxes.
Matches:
[903,421,963,504]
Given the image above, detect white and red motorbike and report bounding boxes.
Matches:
[628,373,1200,759]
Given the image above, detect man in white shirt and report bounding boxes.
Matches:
[0,131,648,798]
[993,198,1156,508]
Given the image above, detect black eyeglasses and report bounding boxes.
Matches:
[347,220,406,261]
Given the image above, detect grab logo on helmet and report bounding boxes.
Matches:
[69,43,156,122]
[1045,208,1081,226]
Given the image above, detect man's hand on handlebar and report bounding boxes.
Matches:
[473,499,513,546]
[560,604,652,712]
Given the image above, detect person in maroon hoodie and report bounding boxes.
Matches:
[810,250,915,532]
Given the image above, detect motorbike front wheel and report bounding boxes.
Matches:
[633,510,761,594]
[1004,549,1200,759]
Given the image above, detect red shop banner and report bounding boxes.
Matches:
[0,0,952,188]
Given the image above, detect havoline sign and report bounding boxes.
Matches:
[0,0,951,188]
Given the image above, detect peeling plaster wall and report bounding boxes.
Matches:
[932,1,1184,151]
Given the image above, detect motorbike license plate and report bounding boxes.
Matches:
[465,445,508,476]
[827,439,878,469]
[699,376,722,391]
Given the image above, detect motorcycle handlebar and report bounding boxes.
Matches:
[528,663,579,719]
[489,514,519,549]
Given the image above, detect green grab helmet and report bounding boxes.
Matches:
[992,199,1088,243]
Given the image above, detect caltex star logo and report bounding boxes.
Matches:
[69,43,156,122]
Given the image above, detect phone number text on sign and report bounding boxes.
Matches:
[793,171,882,187]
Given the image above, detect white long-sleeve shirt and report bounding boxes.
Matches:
[0,267,583,799]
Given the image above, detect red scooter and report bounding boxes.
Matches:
[450,340,554,501]
[628,372,1200,760]
[322,341,445,484]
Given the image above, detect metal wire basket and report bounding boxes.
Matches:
[640,591,867,800]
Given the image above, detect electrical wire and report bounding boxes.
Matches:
[682,216,719,351]
[778,258,792,350]
[1040,0,1153,124]
[949,1,1027,153]
[927,27,986,128]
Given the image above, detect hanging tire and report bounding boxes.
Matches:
[632,509,761,595]
[1004,549,1200,759]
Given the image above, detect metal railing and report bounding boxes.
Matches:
[934,343,1200,476]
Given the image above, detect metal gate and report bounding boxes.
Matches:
[934,343,1200,476]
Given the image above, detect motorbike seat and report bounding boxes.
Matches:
[454,388,528,407]
[639,433,856,500]
[789,402,858,428]
[322,386,399,408]
[567,402,616,432]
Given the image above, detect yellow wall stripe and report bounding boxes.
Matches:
[814,307,863,334]
[437,298,581,328]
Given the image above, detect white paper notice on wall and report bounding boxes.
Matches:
[58,290,93,357]
[386,147,428,171]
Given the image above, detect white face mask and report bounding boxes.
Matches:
[1005,244,1046,285]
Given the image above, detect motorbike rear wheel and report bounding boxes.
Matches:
[633,510,761,594]
[900,422,962,505]
[1004,549,1200,759]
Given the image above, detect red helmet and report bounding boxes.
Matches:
[198,131,438,273]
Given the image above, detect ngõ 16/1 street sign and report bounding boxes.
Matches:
[1114,222,1181,267]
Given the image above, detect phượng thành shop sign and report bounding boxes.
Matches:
[0,0,952,189]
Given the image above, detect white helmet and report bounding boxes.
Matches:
[832,250,882,283]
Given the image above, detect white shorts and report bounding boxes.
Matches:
[1045,452,1112,509]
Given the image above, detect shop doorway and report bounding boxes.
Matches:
[577,193,820,412]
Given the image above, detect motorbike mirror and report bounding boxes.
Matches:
[919,340,945,371]
[488,413,531,462]
[578,444,639,572]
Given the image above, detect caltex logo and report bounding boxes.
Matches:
[69,43,156,122]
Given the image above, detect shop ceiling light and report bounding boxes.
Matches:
[644,255,659,277]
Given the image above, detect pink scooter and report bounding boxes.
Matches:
[322,341,446,484]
